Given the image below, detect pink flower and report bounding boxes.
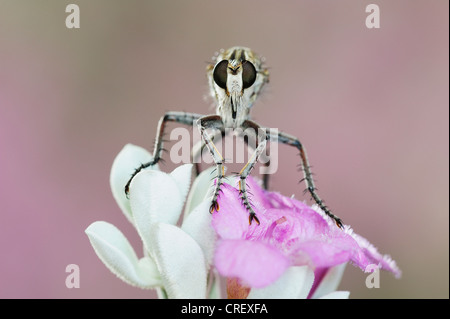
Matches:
[212,177,401,298]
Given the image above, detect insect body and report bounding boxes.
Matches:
[125,46,343,228]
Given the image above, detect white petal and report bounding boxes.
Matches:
[169,164,193,204]
[181,200,216,269]
[297,266,315,299]
[156,287,168,299]
[208,272,222,299]
[150,223,207,299]
[319,291,350,299]
[184,166,215,217]
[85,221,161,288]
[110,144,157,224]
[129,170,183,251]
[311,263,347,299]
[247,266,314,299]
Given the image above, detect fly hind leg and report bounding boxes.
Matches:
[271,130,343,229]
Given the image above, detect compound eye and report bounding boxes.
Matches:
[242,60,257,89]
[213,60,228,89]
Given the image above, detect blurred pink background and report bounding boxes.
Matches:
[0,1,448,298]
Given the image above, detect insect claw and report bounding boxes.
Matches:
[209,200,219,214]
[335,217,344,229]
[249,213,260,225]
[124,183,131,198]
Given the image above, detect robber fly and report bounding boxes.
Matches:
[124,46,343,228]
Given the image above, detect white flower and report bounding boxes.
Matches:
[85,144,217,298]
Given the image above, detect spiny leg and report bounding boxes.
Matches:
[238,130,271,190]
[124,111,203,196]
[191,129,224,177]
[192,127,271,188]
[270,130,343,228]
[197,115,226,213]
[238,120,268,225]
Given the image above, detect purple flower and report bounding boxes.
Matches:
[212,177,401,298]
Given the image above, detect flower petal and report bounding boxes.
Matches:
[293,236,356,268]
[297,266,315,299]
[150,223,207,298]
[215,239,289,288]
[212,183,252,240]
[347,230,402,278]
[208,272,222,299]
[110,144,157,224]
[129,170,183,251]
[85,221,161,288]
[181,200,216,269]
[247,265,314,299]
[309,263,347,299]
[184,166,215,217]
[319,291,350,299]
[169,164,193,204]
[244,176,270,211]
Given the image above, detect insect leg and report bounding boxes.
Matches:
[197,115,225,213]
[238,120,268,225]
[269,130,343,228]
[125,111,203,195]
[191,129,224,177]
[237,130,271,190]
